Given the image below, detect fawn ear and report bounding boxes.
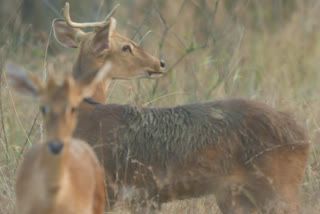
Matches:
[5,62,43,98]
[78,62,112,98]
[52,19,86,48]
[91,17,117,55]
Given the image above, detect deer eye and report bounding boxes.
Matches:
[71,107,78,114]
[40,105,50,115]
[122,45,132,54]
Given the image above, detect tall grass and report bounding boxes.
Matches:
[0,0,319,213]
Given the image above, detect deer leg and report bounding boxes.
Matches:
[215,184,261,214]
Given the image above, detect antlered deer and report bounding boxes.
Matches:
[51,3,309,214]
[6,62,112,214]
[52,2,165,105]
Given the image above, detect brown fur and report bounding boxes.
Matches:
[53,17,165,103]
[52,11,308,213]
[15,139,105,214]
[73,98,309,213]
[5,63,109,214]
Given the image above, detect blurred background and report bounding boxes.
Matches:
[0,0,319,213]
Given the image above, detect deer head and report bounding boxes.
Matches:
[5,61,111,153]
[52,2,165,84]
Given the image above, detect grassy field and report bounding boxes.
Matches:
[0,0,319,213]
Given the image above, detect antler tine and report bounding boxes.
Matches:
[63,2,109,28]
[104,4,120,21]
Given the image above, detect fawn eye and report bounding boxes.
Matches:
[40,105,50,115]
[71,107,78,114]
[122,45,132,54]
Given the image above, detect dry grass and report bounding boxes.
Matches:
[1,0,320,213]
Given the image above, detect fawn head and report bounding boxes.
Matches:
[53,2,165,82]
[5,62,111,154]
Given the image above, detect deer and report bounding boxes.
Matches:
[66,98,308,214]
[52,2,165,107]
[50,3,309,214]
[5,62,112,214]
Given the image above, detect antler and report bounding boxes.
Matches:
[63,2,120,28]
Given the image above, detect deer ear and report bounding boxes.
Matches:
[52,19,85,48]
[62,77,75,93]
[91,18,117,55]
[5,62,43,98]
[78,62,112,98]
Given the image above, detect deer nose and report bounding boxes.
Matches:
[160,59,165,69]
[48,141,64,155]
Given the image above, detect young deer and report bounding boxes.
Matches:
[6,62,111,214]
[53,2,165,105]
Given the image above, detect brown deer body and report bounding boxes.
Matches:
[74,99,308,213]
[52,3,309,213]
[6,62,111,214]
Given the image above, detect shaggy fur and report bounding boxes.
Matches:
[74,98,309,213]
[116,100,303,166]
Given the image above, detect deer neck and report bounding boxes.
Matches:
[72,53,107,109]
[79,79,112,111]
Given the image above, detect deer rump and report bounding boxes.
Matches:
[75,98,308,209]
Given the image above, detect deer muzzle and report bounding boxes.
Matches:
[48,141,64,155]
